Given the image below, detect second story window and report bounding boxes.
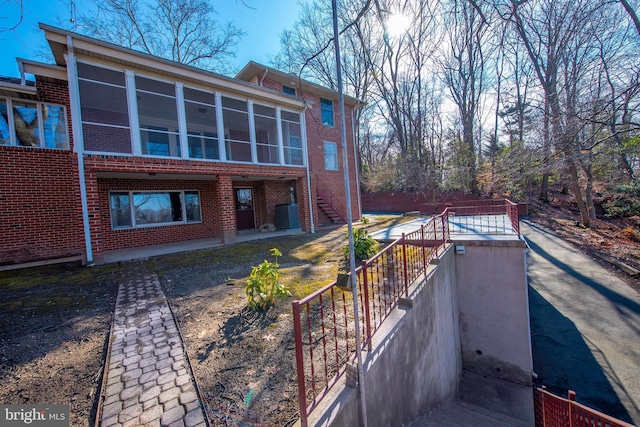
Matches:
[78,62,131,154]
[320,97,334,126]
[0,97,69,150]
[323,141,338,170]
[136,76,180,157]
[283,85,296,96]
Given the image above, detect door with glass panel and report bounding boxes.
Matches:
[235,188,255,230]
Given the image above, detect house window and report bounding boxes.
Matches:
[136,76,180,157]
[320,98,334,126]
[110,190,201,229]
[324,141,338,170]
[222,96,252,162]
[283,85,296,96]
[0,97,69,149]
[77,62,131,153]
[281,110,303,165]
[184,87,219,160]
[254,104,278,164]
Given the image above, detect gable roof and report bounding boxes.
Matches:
[236,61,362,107]
[38,24,305,110]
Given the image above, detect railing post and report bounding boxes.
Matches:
[362,260,372,351]
[421,225,426,276]
[568,390,576,427]
[433,217,438,257]
[292,302,308,427]
[402,233,408,297]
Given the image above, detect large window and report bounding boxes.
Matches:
[324,141,338,170]
[320,98,334,126]
[184,87,219,160]
[222,96,251,162]
[137,76,180,157]
[0,97,69,149]
[254,104,278,164]
[78,62,130,153]
[109,190,201,229]
[281,110,303,165]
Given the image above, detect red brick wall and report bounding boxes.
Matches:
[95,178,219,252]
[257,77,361,227]
[301,88,360,226]
[360,191,479,214]
[0,147,84,264]
[0,78,85,265]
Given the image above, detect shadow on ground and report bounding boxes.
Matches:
[529,284,633,423]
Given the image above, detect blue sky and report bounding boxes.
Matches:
[0,0,302,78]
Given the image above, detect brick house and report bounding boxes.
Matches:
[0,24,361,266]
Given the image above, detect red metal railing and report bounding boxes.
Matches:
[292,214,450,426]
[534,387,634,427]
[446,199,521,238]
[292,201,518,426]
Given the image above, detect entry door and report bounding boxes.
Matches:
[235,188,256,230]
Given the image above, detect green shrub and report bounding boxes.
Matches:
[245,248,291,312]
[343,228,379,263]
[604,181,640,218]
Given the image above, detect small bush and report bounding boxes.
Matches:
[245,248,291,312]
[342,228,379,264]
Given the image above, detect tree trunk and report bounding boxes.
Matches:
[568,160,591,227]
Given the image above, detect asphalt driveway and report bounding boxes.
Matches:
[523,220,640,425]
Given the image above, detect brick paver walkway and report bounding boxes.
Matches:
[100,273,207,427]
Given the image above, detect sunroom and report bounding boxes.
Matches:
[75,61,306,166]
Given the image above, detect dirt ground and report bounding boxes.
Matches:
[1,202,637,427]
[0,216,403,427]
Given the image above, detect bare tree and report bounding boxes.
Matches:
[440,0,490,194]
[74,0,244,72]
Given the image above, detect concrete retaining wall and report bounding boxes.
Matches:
[454,240,532,385]
[304,239,532,426]
[308,245,462,427]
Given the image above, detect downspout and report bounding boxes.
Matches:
[65,36,94,265]
[301,109,315,233]
[259,68,268,87]
[351,103,362,218]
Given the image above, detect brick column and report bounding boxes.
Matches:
[297,176,311,232]
[84,166,102,264]
[216,175,236,244]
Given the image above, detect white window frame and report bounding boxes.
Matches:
[0,97,70,149]
[73,61,308,167]
[323,141,338,171]
[320,97,334,127]
[109,190,202,230]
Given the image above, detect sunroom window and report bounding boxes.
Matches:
[0,97,69,149]
[136,76,180,157]
[184,87,219,160]
[254,104,278,164]
[222,96,251,162]
[281,110,303,165]
[110,190,201,229]
[77,62,130,153]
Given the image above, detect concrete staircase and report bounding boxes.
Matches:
[407,400,530,427]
